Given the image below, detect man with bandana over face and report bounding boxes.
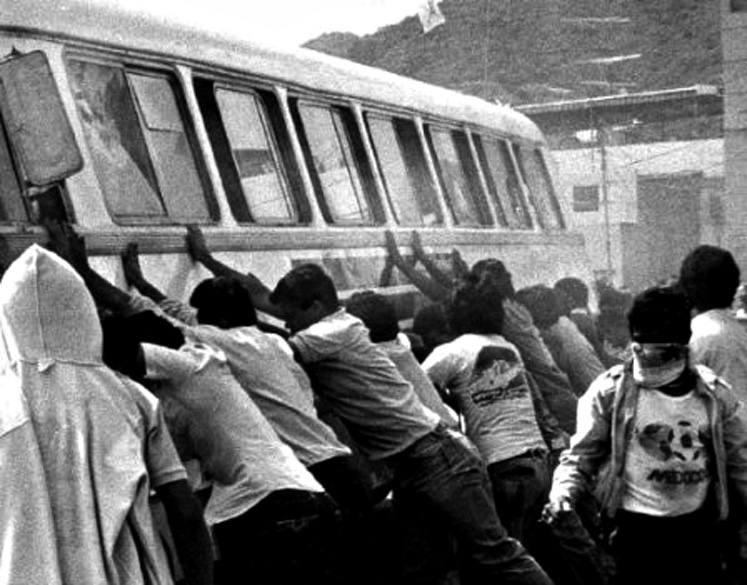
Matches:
[544,286,747,585]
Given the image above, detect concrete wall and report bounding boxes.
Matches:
[722,1,747,269]
[551,139,723,290]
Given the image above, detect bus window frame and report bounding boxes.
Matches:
[363,111,443,227]
[511,142,565,230]
[292,97,383,227]
[472,132,534,230]
[210,82,299,225]
[64,53,217,226]
[424,122,493,227]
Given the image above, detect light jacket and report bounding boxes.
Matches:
[550,360,747,557]
[0,245,176,585]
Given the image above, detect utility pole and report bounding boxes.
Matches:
[597,122,613,278]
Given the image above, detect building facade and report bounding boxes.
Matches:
[519,87,723,292]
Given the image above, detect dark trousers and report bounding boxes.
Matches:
[390,425,553,585]
[213,489,343,585]
[487,449,551,547]
[611,507,724,585]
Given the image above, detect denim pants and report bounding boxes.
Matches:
[611,507,723,585]
[390,425,554,585]
[487,449,551,547]
[213,489,344,585]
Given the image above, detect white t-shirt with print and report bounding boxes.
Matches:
[622,388,711,517]
[423,333,546,465]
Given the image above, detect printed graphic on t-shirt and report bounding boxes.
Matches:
[636,419,710,487]
[469,346,529,407]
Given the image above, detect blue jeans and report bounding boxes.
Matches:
[488,449,551,547]
[389,426,554,585]
[213,489,344,585]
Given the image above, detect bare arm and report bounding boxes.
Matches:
[44,222,132,314]
[121,243,167,304]
[385,230,450,303]
[411,231,455,290]
[185,225,283,320]
[157,480,214,585]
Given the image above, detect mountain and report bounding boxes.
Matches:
[303,0,721,106]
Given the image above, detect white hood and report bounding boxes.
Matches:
[0,245,174,585]
[0,244,102,367]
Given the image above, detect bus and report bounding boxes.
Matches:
[0,0,590,322]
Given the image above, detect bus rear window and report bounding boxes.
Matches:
[427,126,490,226]
[474,135,532,229]
[296,102,378,225]
[366,114,441,226]
[67,59,213,224]
[512,144,565,230]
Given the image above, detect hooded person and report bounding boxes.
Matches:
[0,244,208,585]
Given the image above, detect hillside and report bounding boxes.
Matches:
[303,0,721,105]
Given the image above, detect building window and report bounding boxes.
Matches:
[573,185,600,212]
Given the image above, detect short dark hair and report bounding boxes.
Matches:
[515,285,563,329]
[345,291,399,343]
[469,258,515,298]
[189,276,257,328]
[627,286,691,344]
[679,245,740,311]
[124,310,185,349]
[269,263,339,311]
[449,279,505,336]
[554,277,589,309]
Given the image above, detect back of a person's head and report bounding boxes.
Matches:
[515,285,563,329]
[0,244,102,364]
[413,302,452,352]
[627,286,692,344]
[679,245,740,312]
[345,290,399,343]
[469,258,515,298]
[450,279,505,336]
[554,277,589,309]
[189,276,258,328]
[269,263,339,312]
[123,311,185,349]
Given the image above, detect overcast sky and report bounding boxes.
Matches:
[105,0,425,46]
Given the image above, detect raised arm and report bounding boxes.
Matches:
[411,230,456,290]
[121,242,167,304]
[185,225,283,320]
[385,230,451,303]
[44,221,132,315]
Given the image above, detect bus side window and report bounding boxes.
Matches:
[66,59,215,224]
[194,80,302,224]
[293,101,381,225]
[0,118,27,221]
[426,126,491,226]
[365,114,441,226]
[512,143,565,230]
[473,134,532,229]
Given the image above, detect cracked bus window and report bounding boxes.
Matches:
[67,59,212,223]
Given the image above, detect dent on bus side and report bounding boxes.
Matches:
[0,50,83,222]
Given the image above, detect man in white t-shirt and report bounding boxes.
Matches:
[421,279,551,554]
[269,263,554,585]
[546,286,747,585]
[679,245,747,398]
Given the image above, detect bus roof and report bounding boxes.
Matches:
[0,0,544,143]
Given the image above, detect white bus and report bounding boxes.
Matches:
[0,0,590,320]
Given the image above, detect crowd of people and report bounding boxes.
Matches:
[3,223,747,585]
